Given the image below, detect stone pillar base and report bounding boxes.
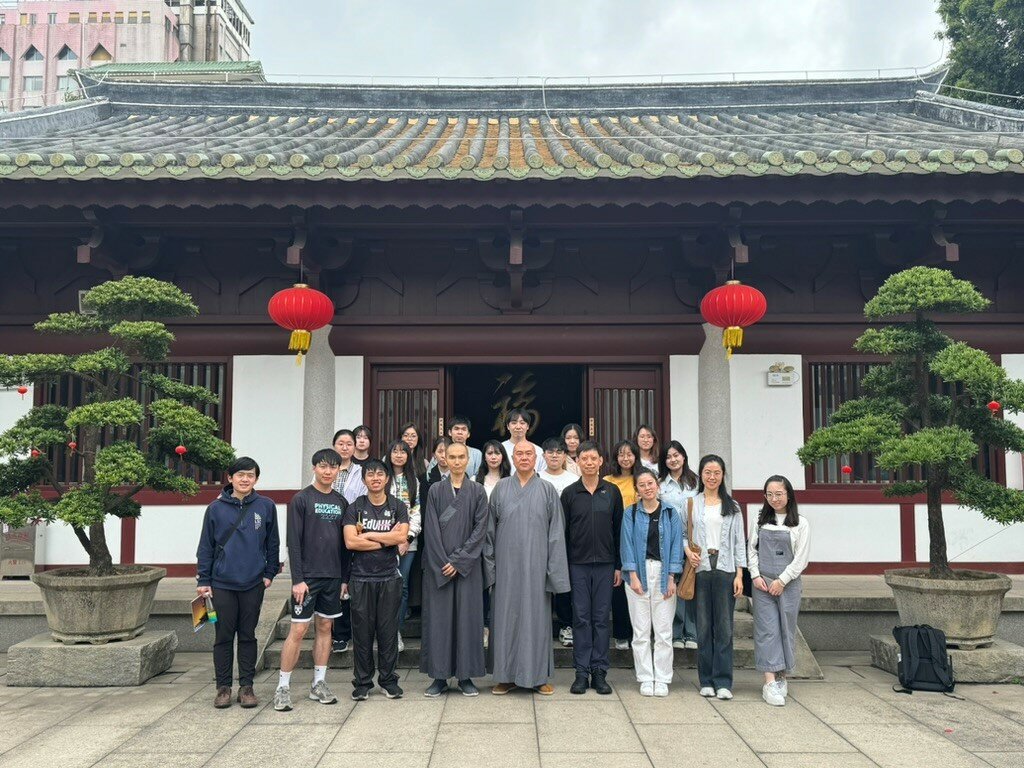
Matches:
[6,630,178,687]
[870,634,1024,684]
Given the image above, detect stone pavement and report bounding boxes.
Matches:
[2,651,1023,768]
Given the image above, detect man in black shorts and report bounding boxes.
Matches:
[343,459,410,701]
[274,449,348,712]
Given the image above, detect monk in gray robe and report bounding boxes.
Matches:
[485,441,571,694]
[419,442,489,697]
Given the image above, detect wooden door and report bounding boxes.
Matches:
[370,366,446,459]
[586,365,662,460]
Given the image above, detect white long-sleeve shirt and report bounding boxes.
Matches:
[747,513,811,586]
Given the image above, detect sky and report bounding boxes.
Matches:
[242,0,947,84]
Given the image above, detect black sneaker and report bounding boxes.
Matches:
[457,679,479,697]
[570,672,589,695]
[383,683,404,699]
[425,679,448,698]
[351,686,371,701]
[332,639,350,653]
[591,670,613,695]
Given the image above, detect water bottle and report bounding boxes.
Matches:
[206,596,218,624]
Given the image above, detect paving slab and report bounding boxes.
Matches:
[441,687,536,723]
[317,753,432,768]
[884,694,1024,752]
[217,723,339,763]
[0,725,139,768]
[536,700,643,753]
[758,754,881,768]
[635,723,765,768]
[713,700,858,753]
[615,685,724,724]
[430,722,541,768]
[540,754,654,768]
[328,699,442,752]
[976,754,1024,768]
[92,753,213,768]
[789,682,912,724]
[835,723,993,768]
[955,684,1024,726]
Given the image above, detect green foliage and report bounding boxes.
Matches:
[877,427,979,470]
[864,267,991,319]
[950,467,1024,524]
[797,415,902,464]
[65,398,143,430]
[884,481,929,498]
[108,321,175,361]
[0,275,230,575]
[937,0,1024,108]
[860,363,915,401]
[83,276,198,321]
[829,397,907,425]
[856,325,952,357]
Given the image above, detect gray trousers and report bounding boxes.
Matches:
[751,573,802,673]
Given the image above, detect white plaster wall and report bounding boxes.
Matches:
[669,355,700,454]
[38,519,121,566]
[1002,354,1024,491]
[334,356,364,433]
[0,385,33,434]
[728,354,805,491]
[916,504,1024,564]
[796,503,902,562]
[231,356,303,489]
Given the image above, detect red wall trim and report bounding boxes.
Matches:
[899,503,916,562]
[120,518,136,565]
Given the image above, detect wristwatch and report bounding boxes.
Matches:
[407,534,415,543]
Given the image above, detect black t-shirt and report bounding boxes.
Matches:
[287,485,348,584]
[342,495,410,582]
[646,507,661,562]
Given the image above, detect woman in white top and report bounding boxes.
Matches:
[749,475,810,707]
[474,440,510,499]
[687,454,746,701]
[633,424,660,473]
[658,440,699,649]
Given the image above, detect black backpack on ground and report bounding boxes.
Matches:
[891,624,958,696]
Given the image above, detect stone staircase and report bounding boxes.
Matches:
[263,603,823,679]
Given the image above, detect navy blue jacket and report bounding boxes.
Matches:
[196,487,280,590]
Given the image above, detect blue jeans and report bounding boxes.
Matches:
[695,567,735,690]
[397,550,416,631]
[673,597,697,642]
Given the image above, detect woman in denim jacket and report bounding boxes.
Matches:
[620,468,684,697]
[687,454,747,700]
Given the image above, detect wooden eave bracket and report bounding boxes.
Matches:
[931,208,959,262]
[76,208,105,265]
[727,206,749,264]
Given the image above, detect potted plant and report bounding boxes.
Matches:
[798,266,1024,648]
[0,276,233,643]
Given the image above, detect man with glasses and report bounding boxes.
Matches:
[275,449,348,712]
[343,459,411,701]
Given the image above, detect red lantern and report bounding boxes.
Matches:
[267,283,335,363]
[988,400,1001,413]
[699,280,768,358]
[16,385,28,399]
[67,441,77,451]
[30,448,40,459]
[175,445,188,457]
[841,465,853,475]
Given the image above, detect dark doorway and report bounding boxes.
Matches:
[450,365,585,445]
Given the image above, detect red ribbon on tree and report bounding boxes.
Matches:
[267,284,335,364]
[699,280,768,358]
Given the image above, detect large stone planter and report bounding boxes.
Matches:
[31,566,166,644]
[884,568,1012,649]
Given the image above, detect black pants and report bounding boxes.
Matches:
[330,596,352,643]
[612,581,633,641]
[570,563,613,673]
[211,583,265,687]
[554,590,573,632]
[350,576,402,689]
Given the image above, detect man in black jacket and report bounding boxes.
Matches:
[559,441,623,695]
[196,456,280,709]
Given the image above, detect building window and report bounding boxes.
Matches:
[102,12,111,23]
[806,361,1001,484]
[23,46,44,62]
[22,76,43,92]
[0,77,9,93]
[114,12,124,23]
[87,11,98,23]
[90,45,113,62]
[57,75,72,92]
[142,11,151,23]
[38,362,229,486]
[48,13,57,25]
[128,11,138,23]
[0,14,6,25]
[0,49,9,62]
[57,46,78,62]
[19,13,28,25]
[69,12,80,23]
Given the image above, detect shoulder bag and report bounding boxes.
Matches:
[677,497,701,600]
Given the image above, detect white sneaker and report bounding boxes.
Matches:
[654,683,669,697]
[699,686,716,697]
[777,677,788,697]
[614,639,630,650]
[762,681,785,707]
[397,633,404,653]
[684,640,698,650]
[715,688,733,700]
[559,627,574,647]
[639,682,655,697]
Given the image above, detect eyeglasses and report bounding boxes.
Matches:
[765,492,788,500]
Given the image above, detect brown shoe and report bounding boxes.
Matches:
[491,682,516,695]
[214,686,232,708]
[534,684,555,696]
[237,685,258,708]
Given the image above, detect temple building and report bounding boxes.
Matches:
[1,67,1022,574]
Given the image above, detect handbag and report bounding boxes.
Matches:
[677,497,700,600]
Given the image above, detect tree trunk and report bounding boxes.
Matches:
[80,425,115,576]
[926,468,953,579]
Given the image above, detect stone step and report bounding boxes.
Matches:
[264,636,757,671]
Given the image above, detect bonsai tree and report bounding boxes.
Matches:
[0,276,234,577]
[798,266,1024,578]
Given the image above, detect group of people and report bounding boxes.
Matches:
[195,411,810,710]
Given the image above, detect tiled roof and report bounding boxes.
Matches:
[1,69,1023,182]
[81,61,265,75]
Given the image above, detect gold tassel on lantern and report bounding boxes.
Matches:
[722,326,744,358]
[289,329,311,365]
